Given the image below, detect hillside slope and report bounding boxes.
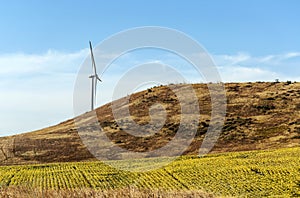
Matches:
[0,82,300,165]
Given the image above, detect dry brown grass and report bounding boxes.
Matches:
[0,186,215,198]
[0,82,299,165]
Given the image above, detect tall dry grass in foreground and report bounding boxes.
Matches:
[0,186,215,198]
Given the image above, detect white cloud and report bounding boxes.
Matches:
[0,49,89,136]
[218,66,278,82]
[213,52,300,82]
[214,52,300,66]
[217,52,251,65]
[249,52,300,65]
[0,49,88,75]
[257,55,276,63]
[281,52,300,59]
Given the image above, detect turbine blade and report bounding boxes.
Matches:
[89,41,97,75]
[96,75,102,82]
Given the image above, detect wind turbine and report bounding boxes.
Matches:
[89,41,102,111]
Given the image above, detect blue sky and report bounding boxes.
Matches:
[1,0,300,54]
[0,0,300,135]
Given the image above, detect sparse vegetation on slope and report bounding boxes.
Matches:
[0,82,299,165]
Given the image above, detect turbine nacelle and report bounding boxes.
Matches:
[89,74,102,82]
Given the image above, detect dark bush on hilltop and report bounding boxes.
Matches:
[286,80,292,85]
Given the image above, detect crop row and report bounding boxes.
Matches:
[0,147,299,197]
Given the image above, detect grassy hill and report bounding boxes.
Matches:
[0,82,300,165]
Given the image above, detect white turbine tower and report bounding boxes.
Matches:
[89,41,102,111]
